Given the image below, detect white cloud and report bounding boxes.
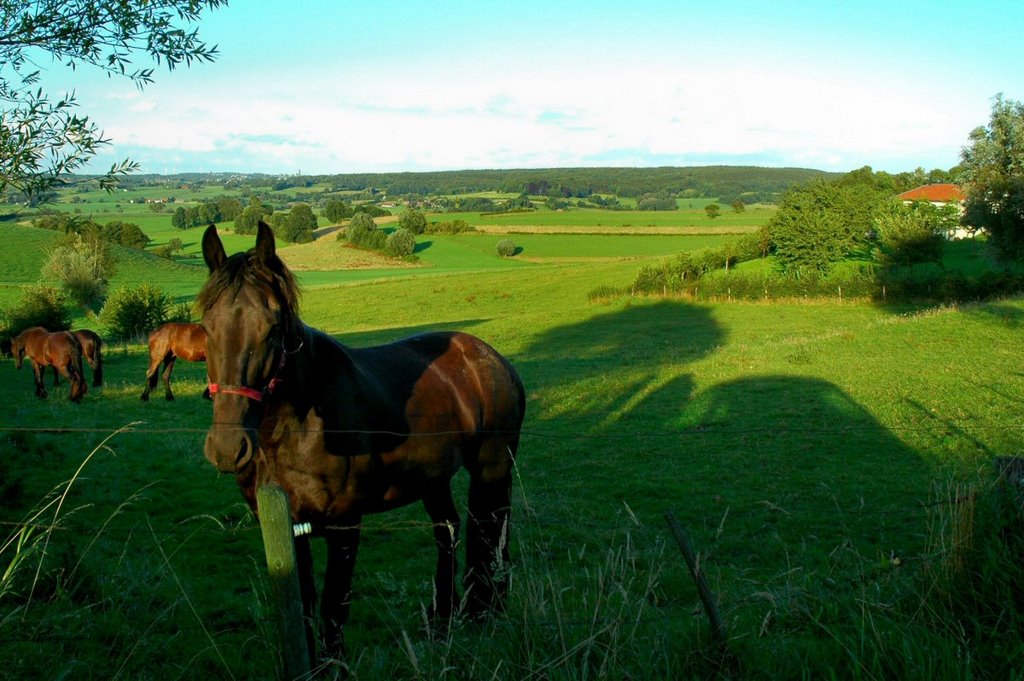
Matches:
[89,59,978,173]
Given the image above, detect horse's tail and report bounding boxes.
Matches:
[67,334,87,403]
[92,337,103,387]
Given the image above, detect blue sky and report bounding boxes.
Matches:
[35,0,1024,175]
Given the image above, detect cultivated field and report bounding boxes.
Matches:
[0,185,1021,679]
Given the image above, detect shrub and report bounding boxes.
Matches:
[99,283,170,342]
[1,286,72,340]
[496,239,516,257]
[324,198,353,223]
[385,228,417,258]
[398,209,427,235]
[345,212,376,238]
[425,219,475,235]
[873,201,945,267]
[41,231,115,308]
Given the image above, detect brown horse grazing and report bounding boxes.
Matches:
[198,222,526,661]
[11,326,87,402]
[140,322,208,401]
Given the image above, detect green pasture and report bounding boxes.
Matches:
[1,221,1022,679]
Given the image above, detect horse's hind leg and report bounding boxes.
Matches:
[140,355,163,401]
[161,357,177,401]
[89,351,102,387]
[51,365,60,386]
[321,523,361,661]
[465,463,514,618]
[423,485,461,625]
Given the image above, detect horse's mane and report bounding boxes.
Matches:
[196,248,301,317]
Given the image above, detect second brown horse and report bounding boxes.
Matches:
[11,326,87,402]
[140,322,209,401]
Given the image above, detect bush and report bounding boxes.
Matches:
[324,198,353,223]
[41,231,115,308]
[496,239,516,257]
[385,228,417,258]
[425,219,475,235]
[345,213,376,239]
[1,286,72,340]
[99,283,170,342]
[873,201,945,267]
[398,209,427,235]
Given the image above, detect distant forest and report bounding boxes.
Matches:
[102,165,955,206]
[112,166,848,204]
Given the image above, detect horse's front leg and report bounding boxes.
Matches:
[51,365,60,386]
[294,535,318,667]
[32,363,47,398]
[321,521,361,661]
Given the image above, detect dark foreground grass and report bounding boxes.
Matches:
[1,259,1022,679]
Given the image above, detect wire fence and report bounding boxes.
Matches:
[0,416,1012,540]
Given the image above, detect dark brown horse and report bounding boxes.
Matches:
[73,329,103,387]
[11,326,87,402]
[198,223,525,661]
[140,322,208,401]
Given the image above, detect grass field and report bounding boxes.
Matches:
[0,194,1022,679]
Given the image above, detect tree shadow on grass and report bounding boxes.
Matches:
[513,298,934,568]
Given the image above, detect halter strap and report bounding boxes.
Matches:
[208,344,290,403]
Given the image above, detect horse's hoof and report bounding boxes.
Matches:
[140,393,149,402]
[165,394,175,401]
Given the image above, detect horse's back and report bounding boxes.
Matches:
[43,330,80,363]
[349,330,525,439]
[74,329,101,356]
[16,326,50,353]
[151,322,207,362]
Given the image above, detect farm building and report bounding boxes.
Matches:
[897,183,973,239]
[897,183,965,206]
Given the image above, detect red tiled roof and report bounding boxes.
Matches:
[897,183,965,203]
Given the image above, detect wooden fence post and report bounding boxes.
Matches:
[664,511,728,647]
[257,484,311,680]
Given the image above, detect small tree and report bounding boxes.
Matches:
[959,94,1024,262]
[767,179,877,274]
[496,239,516,257]
[42,231,115,307]
[705,203,721,219]
[99,283,170,342]
[398,208,427,235]
[346,212,377,239]
[731,199,746,214]
[279,203,317,243]
[873,201,945,267]
[385,228,417,258]
[324,199,353,223]
[235,201,272,235]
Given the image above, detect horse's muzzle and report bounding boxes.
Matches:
[204,427,257,473]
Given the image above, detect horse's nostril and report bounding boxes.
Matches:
[236,437,250,466]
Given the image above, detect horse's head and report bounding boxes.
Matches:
[10,335,24,369]
[198,222,300,473]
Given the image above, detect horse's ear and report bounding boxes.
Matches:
[202,224,227,273]
[255,221,277,266]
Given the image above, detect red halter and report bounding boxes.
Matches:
[208,345,288,403]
